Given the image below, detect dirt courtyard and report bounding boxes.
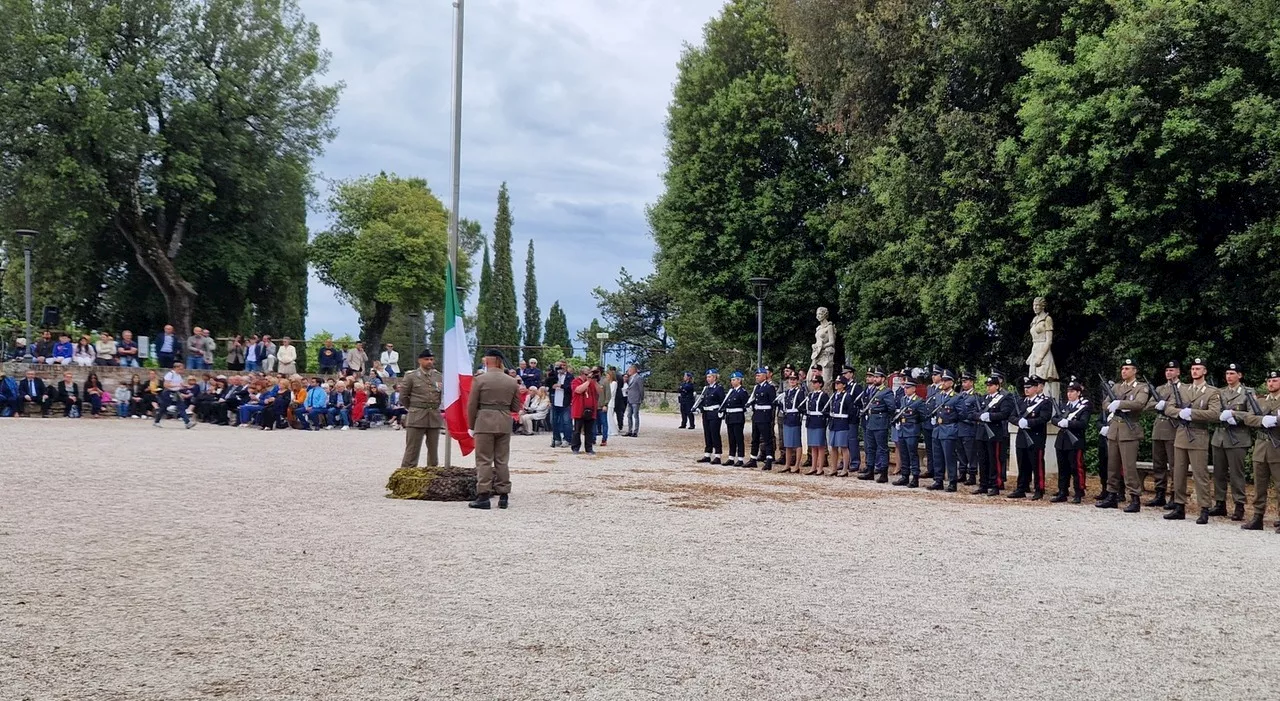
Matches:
[4,412,1280,700]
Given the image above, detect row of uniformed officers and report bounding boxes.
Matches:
[676,358,1280,532]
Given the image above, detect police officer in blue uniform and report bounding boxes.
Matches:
[1009,375,1054,500]
[956,372,982,486]
[841,365,868,476]
[678,371,698,430]
[722,371,750,467]
[922,365,942,478]
[779,373,805,473]
[892,371,928,488]
[828,375,856,476]
[929,369,963,491]
[858,366,897,483]
[696,369,726,464]
[746,367,777,470]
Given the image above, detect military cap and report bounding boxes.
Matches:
[941,369,956,382]
[931,365,942,376]
[810,363,823,371]
[1269,370,1280,380]
[1225,363,1242,374]
[706,368,719,376]
[960,371,976,381]
[834,376,848,387]
[1067,376,1084,391]
[870,366,886,378]
[1163,359,1180,369]
[755,367,768,375]
[1190,357,1207,368]
[418,348,434,359]
[1022,376,1038,388]
[1122,358,1138,368]
[730,370,744,380]
[683,371,693,377]
[842,364,856,374]
[1029,374,1045,385]
[784,363,797,371]
[483,348,505,362]
[985,376,1003,386]
[809,376,824,385]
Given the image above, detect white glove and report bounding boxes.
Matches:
[1057,419,1069,428]
[979,412,990,422]
[1107,400,1121,413]
[1155,400,1167,412]
[1226,416,1237,426]
[1219,410,1234,423]
[1263,416,1278,429]
[1178,407,1192,421]
[1018,418,1029,429]
[1100,426,1110,437]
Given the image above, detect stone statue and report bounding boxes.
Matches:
[810,307,836,390]
[1027,296,1060,398]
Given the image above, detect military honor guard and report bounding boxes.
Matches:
[956,372,981,486]
[697,369,727,464]
[844,365,868,476]
[892,372,927,488]
[1051,378,1092,503]
[828,376,855,476]
[722,371,750,467]
[779,373,805,473]
[858,367,896,483]
[1210,362,1249,521]
[1146,360,1181,507]
[1227,369,1280,531]
[400,348,443,468]
[929,370,964,492]
[977,372,1016,496]
[1161,357,1222,524]
[804,376,831,475]
[745,367,777,470]
[922,366,942,479]
[467,349,523,510]
[1009,375,1052,499]
[1098,359,1151,513]
[678,371,698,430]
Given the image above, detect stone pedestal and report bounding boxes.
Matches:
[1009,425,1061,475]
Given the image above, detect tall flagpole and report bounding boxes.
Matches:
[444,0,465,469]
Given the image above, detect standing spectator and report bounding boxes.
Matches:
[521,358,542,388]
[156,324,181,368]
[186,327,207,369]
[381,343,400,377]
[18,369,47,415]
[624,364,645,437]
[276,337,298,375]
[84,372,106,416]
[51,372,82,417]
[94,332,117,366]
[0,369,18,417]
[345,342,368,374]
[613,366,628,432]
[596,367,613,446]
[116,330,140,367]
[318,339,341,374]
[548,361,573,448]
[52,333,74,365]
[33,330,55,363]
[244,334,261,372]
[226,335,246,371]
[72,335,97,367]
[370,360,391,383]
[570,367,600,455]
[200,328,216,368]
[259,335,278,373]
[154,362,193,429]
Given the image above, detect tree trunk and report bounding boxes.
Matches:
[114,213,198,334]
[361,300,394,357]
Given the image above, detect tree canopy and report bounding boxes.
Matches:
[522,239,541,361]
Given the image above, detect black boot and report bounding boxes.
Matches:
[1207,501,1227,517]
[744,459,758,468]
[908,475,919,489]
[1123,495,1141,513]
[964,475,977,486]
[971,486,987,495]
[986,488,1001,497]
[945,481,957,493]
[857,470,875,480]
[1050,492,1068,503]
[1096,493,1119,509]
[697,456,711,464]
[498,494,509,510]
[1241,514,1263,530]
[1144,490,1167,507]
[468,493,492,510]
[1163,503,1186,520]
[1031,490,1044,501]
[1231,503,1245,521]
[711,456,721,465]
[1071,493,1083,504]
[875,472,888,484]
[1006,489,1027,499]
[1196,507,1210,525]
[1094,490,1110,502]
[927,480,944,491]
[763,458,773,471]
[893,474,910,486]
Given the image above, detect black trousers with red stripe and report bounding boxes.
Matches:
[1056,448,1087,496]
[978,436,1010,491]
[1015,440,1047,493]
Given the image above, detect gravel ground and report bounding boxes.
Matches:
[5,412,1280,701]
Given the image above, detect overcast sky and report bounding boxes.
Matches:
[299,0,727,342]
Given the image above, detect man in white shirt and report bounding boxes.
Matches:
[381,343,401,377]
[155,362,193,428]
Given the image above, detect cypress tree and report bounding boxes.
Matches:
[522,239,541,361]
[545,301,572,356]
[474,243,492,365]
[488,183,520,352]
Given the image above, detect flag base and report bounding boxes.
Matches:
[385,466,478,501]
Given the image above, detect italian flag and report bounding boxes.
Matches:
[442,263,475,456]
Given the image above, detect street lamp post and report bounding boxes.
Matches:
[15,230,38,360]
[596,331,609,368]
[748,277,772,371]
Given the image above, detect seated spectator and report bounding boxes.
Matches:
[73,335,97,367]
[195,377,225,423]
[52,333,74,365]
[33,331,55,364]
[370,360,390,383]
[213,375,246,426]
[16,369,47,415]
[327,380,353,430]
[0,369,18,417]
[8,337,30,361]
[364,383,390,425]
[512,378,528,426]
[299,377,329,430]
[115,377,137,418]
[83,372,106,416]
[178,376,200,417]
[153,362,193,429]
[258,378,291,430]
[50,371,82,417]
[387,383,407,429]
[94,332,117,366]
[238,379,270,427]
[116,330,140,367]
[351,381,369,427]
[139,370,161,417]
[286,378,307,428]
[519,388,550,435]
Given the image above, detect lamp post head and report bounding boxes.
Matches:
[749,276,773,301]
[15,229,39,252]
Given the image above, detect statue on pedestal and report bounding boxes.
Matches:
[810,307,836,390]
[1027,296,1060,398]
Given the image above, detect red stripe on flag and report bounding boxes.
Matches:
[444,374,475,456]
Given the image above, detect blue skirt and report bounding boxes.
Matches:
[783,425,802,449]
[806,427,827,448]
[829,429,848,447]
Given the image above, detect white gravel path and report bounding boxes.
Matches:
[4,412,1280,701]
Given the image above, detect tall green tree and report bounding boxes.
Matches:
[310,173,449,353]
[0,0,340,335]
[488,183,520,350]
[575,318,606,366]
[649,0,840,360]
[591,269,674,360]
[544,301,572,356]
[522,239,541,361]
[473,243,492,365]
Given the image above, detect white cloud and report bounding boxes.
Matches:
[299,0,726,343]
